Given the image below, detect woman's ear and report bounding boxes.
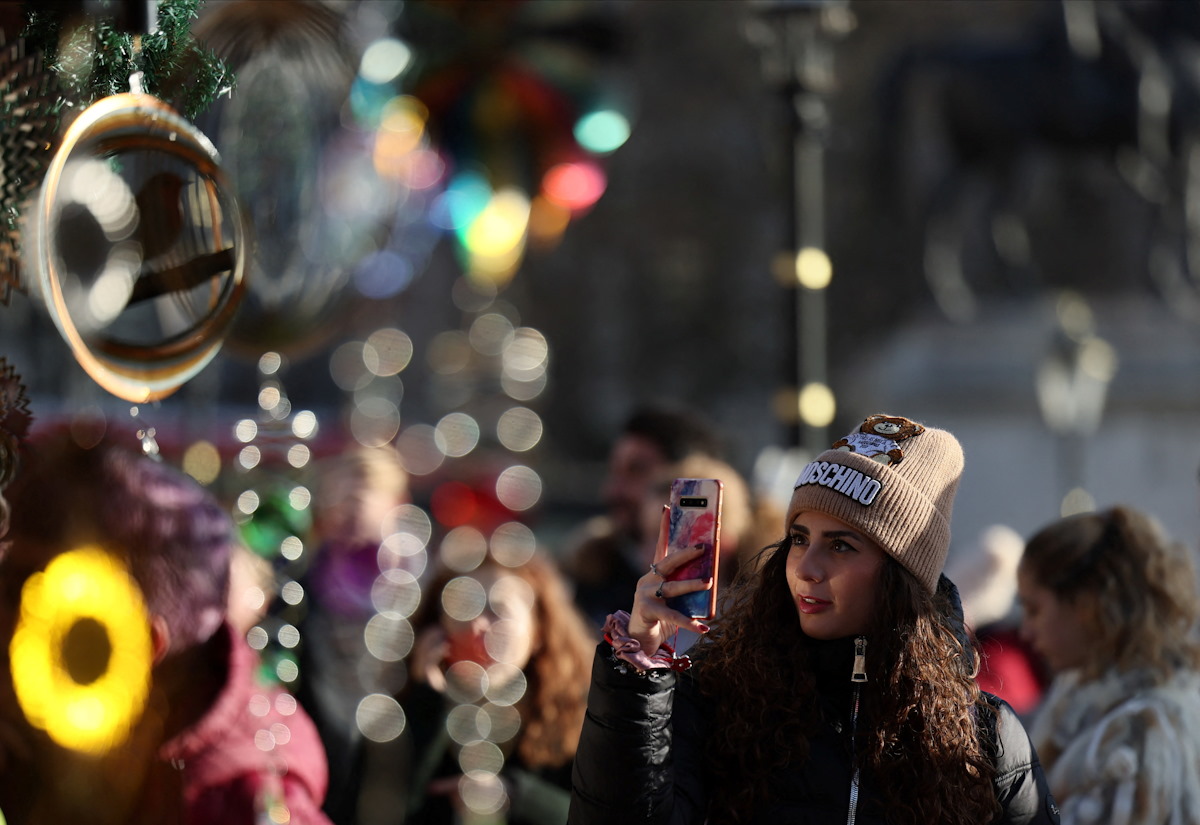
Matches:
[149,614,171,665]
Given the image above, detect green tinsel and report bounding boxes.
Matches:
[23,0,235,120]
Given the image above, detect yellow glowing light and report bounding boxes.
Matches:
[795,247,833,290]
[10,546,153,755]
[182,439,221,485]
[464,189,530,287]
[466,190,529,257]
[798,382,837,427]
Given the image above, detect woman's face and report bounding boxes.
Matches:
[1017,564,1092,674]
[784,510,887,640]
[440,565,537,674]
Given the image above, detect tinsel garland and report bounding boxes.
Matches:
[23,0,236,120]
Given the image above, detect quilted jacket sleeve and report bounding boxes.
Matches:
[567,644,709,825]
[989,695,1062,825]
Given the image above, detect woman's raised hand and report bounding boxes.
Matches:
[627,505,712,655]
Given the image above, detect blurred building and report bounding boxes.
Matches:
[2,0,1199,555]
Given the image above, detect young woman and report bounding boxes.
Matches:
[569,414,1060,825]
[1018,505,1200,824]
[401,549,594,825]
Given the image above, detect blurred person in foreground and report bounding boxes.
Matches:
[569,413,1058,824]
[296,446,412,824]
[0,430,333,825]
[563,405,724,628]
[1018,505,1200,824]
[400,549,593,824]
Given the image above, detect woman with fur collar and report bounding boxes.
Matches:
[1019,505,1200,825]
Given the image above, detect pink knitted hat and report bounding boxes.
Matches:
[789,414,963,592]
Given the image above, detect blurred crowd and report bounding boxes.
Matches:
[0,402,1199,825]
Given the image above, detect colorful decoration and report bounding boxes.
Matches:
[27,91,248,403]
[397,0,630,285]
[9,545,154,755]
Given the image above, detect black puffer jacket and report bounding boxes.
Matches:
[569,582,1060,825]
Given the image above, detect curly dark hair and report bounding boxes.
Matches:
[695,540,999,824]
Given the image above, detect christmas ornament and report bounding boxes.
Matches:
[27,91,248,403]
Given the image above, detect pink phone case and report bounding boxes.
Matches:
[664,477,723,619]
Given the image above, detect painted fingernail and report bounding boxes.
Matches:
[697,624,710,633]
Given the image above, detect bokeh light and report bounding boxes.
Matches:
[363,613,414,662]
[795,247,833,290]
[442,575,487,622]
[360,38,413,84]
[460,771,507,815]
[574,109,631,154]
[541,161,606,213]
[370,567,423,618]
[330,341,374,392]
[483,664,527,707]
[182,439,221,484]
[434,413,481,459]
[463,189,530,287]
[447,703,490,745]
[440,526,489,573]
[494,465,542,511]
[292,410,319,440]
[468,313,516,356]
[396,424,446,476]
[357,693,407,743]
[364,327,414,376]
[9,547,152,755]
[459,739,505,775]
[496,407,543,452]
[350,396,402,447]
[489,522,537,568]
[444,660,488,704]
[502,327,549,380]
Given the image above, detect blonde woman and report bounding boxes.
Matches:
[1019,505,1200,824]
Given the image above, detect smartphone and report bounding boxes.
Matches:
[662,477,723,619]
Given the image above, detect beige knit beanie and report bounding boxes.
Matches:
[789,414,963,592]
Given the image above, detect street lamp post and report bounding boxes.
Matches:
[746,0,853,454]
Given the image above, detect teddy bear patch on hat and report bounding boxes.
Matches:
[831,414,925,466]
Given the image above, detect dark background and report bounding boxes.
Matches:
[3,0,1200,554]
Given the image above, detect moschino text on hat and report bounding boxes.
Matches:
[794,460,882,506]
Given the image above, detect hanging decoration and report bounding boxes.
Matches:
[396,0,631,287]
[26,90,247,403]
[6,0,244,403]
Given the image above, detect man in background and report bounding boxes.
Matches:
[562,405,724,628]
